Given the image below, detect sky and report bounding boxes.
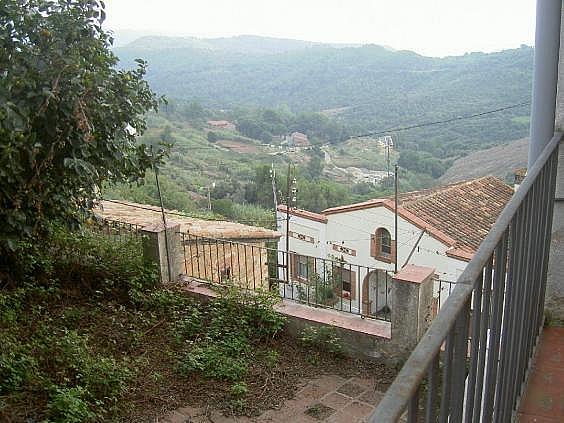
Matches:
[104,0,536,57]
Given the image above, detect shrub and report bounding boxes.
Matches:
[299,326,344,356]
[176,288,285,382]
[47,386,95,423]
[0,337,38,393]
[230,381,248,398]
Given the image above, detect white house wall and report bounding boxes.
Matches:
[324,207,467,282]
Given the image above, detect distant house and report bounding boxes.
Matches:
[95,200,281,289]
[276,176,513,316]
[290,132,310,147]
[207,120,236,131]
[377,135,394,150]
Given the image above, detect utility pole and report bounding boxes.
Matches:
[394,164,399,274]
[285,163,297,283]
[270,163,278,212]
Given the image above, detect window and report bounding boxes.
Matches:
[371,228,396,263]
[332,265,356,299]
[297,255,309,279]
[379,228,392,256]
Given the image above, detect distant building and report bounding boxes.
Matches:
[207,120,236,131]
[290,132,310,147]
[377,135,394,150]
[513,168,527,191]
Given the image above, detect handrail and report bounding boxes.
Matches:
[369,132,563,422]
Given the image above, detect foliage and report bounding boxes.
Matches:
[116,37,532,159]
[299,326,344,356]
[176,288,285,382]
[47,386,95,423]
[207,131,219,143]
[10,224,159,299]
[0,0,164,257]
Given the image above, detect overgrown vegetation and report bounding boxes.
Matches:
[0,225,396,421]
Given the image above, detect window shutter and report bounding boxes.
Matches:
[370,234,377,257]
[391,240,397,263]
[290,253,297,278]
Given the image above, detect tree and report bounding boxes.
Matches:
[207,131,219,143]
[0,0,163,254]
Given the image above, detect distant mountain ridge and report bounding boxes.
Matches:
[115,34,533,156]
[120,34,365,55]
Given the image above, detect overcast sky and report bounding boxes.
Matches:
[104,0,536,57]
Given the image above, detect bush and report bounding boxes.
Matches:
[299,326,344,356]
[47,386,95,423]
[0,336,38,393]
[176,288,285,382]
[9,225,159,301]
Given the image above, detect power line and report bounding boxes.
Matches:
[320,100,531,147]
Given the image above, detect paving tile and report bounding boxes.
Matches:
[310,374,348,391]
[534,343,564,371]
[297,382,334,402]
[320,392,353,410]
[339,400,374,420]
[336,382,367,398]
[304,403,337,420]
[358,389,384,406]
[517,412,564,422]
[326,410,361,423]
[348,376,377,388]
[160,411,191,423]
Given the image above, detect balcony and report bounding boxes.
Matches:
[369,132,563,422]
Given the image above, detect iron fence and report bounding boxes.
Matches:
[370,132,562,422]
[179,232,393,321]
[87,216,143,242]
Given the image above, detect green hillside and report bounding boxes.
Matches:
[114,37,533,158]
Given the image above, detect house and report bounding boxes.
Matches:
[290,131,310,147]
[276,176,513,315]
[207,120,236,131]
[94,200,281,289]
[377,135,394,150]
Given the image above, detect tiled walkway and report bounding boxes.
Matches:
[518,327,564,422]
[159,375,395,423]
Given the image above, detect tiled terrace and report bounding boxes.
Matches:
[518,327,564,422]
[160,374,399,423]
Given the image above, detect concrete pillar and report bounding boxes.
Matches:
[391,265,435,353]
[528,0,562,167]
[142,221,182,283]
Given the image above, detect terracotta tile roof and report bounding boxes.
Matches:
[95,200,281,240]
[277,204,327,223]
[322,176,513,255]
[399,176,513,251]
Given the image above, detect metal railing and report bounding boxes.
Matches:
[85,216,143,242]
[179,232,393,321]
[370,132,561,422]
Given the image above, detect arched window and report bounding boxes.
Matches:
[378,228,392,256]
[371,228,395,263]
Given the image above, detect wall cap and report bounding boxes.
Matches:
[394,265,435,284]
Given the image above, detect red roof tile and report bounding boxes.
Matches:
[277,205,328,223]
[322,176,513,254]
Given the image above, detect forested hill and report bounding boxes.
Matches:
[115,36,533,157]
